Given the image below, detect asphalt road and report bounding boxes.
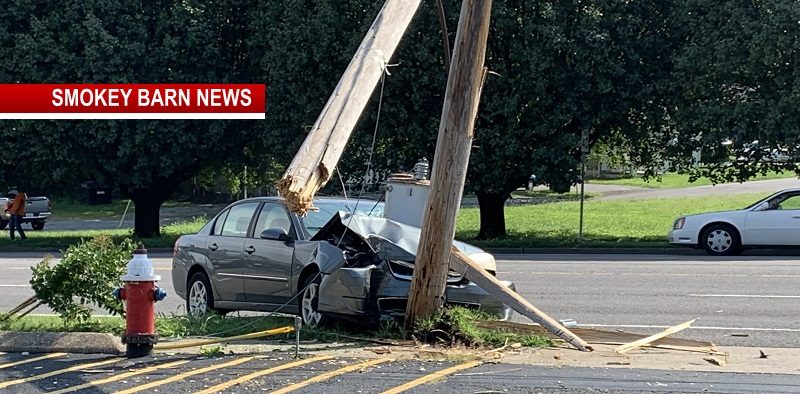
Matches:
[2,253,798,348]
[1,351,799,393]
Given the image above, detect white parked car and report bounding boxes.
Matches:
[669,189,800,255]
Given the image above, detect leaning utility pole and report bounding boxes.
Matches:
[404,0,492,330]
[276,0,422,215]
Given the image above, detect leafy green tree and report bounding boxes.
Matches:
[647,0,800,181]
[0,0,266,237]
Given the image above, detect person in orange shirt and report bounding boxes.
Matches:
[6,189,28,240]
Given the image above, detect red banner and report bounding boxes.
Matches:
[0,84,266,119]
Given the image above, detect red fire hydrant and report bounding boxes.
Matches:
[113,244,167,358]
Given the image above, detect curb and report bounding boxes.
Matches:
[0,331,124,355]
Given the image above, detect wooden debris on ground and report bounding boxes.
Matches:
[615,319,696,354]
[472,320,718,355]
[0,296,39,322]
[704,356,727,366]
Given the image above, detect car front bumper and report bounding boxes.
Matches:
[668,228,697,246]
[318,265,514,321]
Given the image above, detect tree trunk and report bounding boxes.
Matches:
[131,194,162,238]
[476,191,507,239]
[123,179,178,238]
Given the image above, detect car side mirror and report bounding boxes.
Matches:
[260,228,293,242]
[755,202,770,211]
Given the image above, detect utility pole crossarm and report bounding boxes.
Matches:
[276,0,422,215]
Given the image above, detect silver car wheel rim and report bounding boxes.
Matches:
[707,229,732,252]
[301,283,322,327]
[189,281,208,316]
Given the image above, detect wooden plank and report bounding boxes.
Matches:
[404,0,493,329]
[615,319,695,354]
[449,248,593,352]
[276,0,422,215]
[471,321,715,349]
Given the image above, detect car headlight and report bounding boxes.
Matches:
[673,217,685,230]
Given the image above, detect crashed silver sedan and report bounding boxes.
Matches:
[172,197,513,326]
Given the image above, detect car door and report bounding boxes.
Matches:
[745,192,800,246]
[204,202,259,302]
[242,202,296,305]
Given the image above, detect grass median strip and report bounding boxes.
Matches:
[195,354,335,394]
[0,356,124,390]
[0,352,66,370]
[380,360,482,394]
[114,356,255,394]
[271,357,393,394]
[48,359,190,394]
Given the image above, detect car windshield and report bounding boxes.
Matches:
[301,200,384,237]
[742,191,782,210]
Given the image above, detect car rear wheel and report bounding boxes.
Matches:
[701,224,740,256]
[31,221,45,231]
[186,272,229,317]
[0,219,6,230]
[299,274,328,328]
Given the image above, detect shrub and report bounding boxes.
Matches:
[30,236,136,324]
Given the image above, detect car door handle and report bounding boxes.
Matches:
[245,245,256,254]
[208,243,218,251]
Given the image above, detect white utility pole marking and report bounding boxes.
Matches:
[580,324,800,332]
[689,294,800,299]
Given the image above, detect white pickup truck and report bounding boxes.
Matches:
[0,194,51,230]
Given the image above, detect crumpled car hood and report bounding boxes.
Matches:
[311,211,488,268]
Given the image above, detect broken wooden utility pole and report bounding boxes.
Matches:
[404,0,493,330]
[450,248,593,351]
[276,0,422,215]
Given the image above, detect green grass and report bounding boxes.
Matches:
[0,217,207,250]
[456,192,771,248]
[48,199,193,220]
[0,315,125,334]
[50,199,134,220]
[413,307,551,348]
[588,171,796,189]
[0,314,293,338]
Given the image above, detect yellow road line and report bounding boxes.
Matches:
[114,356,255,394]
[380,360,482,394]
[271,357,393,394]
[0,352,66,370]
[48,359,189,394]
[0,356,124,390]
[195,355,335,394]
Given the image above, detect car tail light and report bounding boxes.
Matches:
[673,217,685,230]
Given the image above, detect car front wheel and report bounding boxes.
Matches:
[701,224,741,256]
[299,274,328,328]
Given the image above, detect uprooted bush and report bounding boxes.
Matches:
[30,236,136,324]
[412,306,552,348]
